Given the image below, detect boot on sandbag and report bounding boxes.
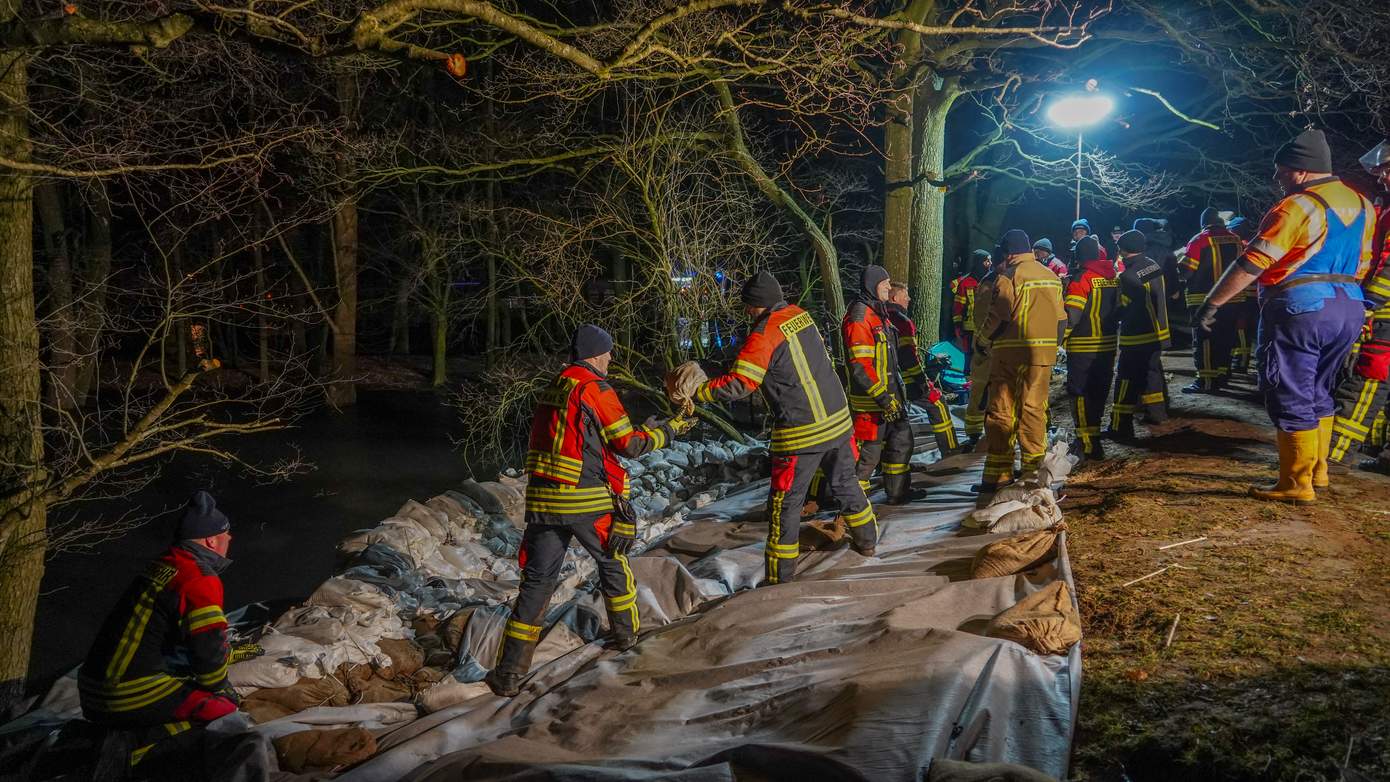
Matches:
[1249,428,1317,505]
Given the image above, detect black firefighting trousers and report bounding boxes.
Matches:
[767,437,877,585]
[853,412,915,502]
[1191,305,1240,390]
[493,516,638,679]
[1330,323,1390,464]
[1066,350,1116,455]
[1112,345,1168,433]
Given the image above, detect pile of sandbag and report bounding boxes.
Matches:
[963,486,1063,533]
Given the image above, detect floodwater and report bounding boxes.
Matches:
[31,390,477,691]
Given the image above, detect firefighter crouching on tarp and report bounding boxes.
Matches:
[887,280,961,457]
[843,265,915,505]
[1196,129,1376,504]
[693,271,878,585]
[1326,139,1390,472]
[976,229,1066,504]
[486,325,694,697]
[80,491,239,770]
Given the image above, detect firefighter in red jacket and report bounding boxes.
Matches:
[1179,208,1246,393]
[81,491,239,768]
[844,265,915,504]
[953,250,992,371]
[1328,140,1390,469]
[695,271,877,585]
[487,325,690,697]
[1064,236,1121,460]
[886,281,959,455]
[1225,216,1260,372]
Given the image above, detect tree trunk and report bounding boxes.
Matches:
[909,81,959,343]
[431,313,446,388]
[326,74,359,408]
[881,25,921,285]
[253,242,270,383]
[34,182,76,410]
[389,274,411,357]
[72,188,112,404]
[0,39,46,713]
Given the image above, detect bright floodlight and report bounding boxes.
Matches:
[1047,94,1114,129]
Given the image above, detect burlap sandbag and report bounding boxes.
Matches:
[376,638,424,678]
[664,361,708,415]
[273,727,377,773]
[992,490,1062,534]
[983,581,1081,655]
[242,675,349,724]
[927,758,1058,782]
[970,526,1062,579]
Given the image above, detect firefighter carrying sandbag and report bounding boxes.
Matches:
[486,325,693,697]
[691,271,878,585]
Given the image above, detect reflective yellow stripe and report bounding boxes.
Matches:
[1065,295,1087,308]
[525,484,615,514]
[526,450,583,482]
[731,359,767,382]
[91,678,185,712]
[611,521,637,536]
[603,416,635,440]
[695,383,715,403]
[639,425,667,450]
[196,662,228,687]
[881,461,910,475]
[105,563,176,681]
[1140,391,1166,405]
[185,606,226,634]
[780,310,829,422]
[769,407,853,452]
[849,346,876,358]
[844,505,875,527]
[504,619,542,643]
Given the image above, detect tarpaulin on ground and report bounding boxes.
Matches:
[334,454,1081,781]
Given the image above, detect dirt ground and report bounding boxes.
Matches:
[1058,351,1390,781]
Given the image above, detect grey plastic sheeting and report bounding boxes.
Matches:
[333,454,1081,782]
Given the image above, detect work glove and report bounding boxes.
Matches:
[607,518,638,557]
[668,413,697,435]
[1194,300,1220,334]
[229,642,265,664]
[881,395,905,422]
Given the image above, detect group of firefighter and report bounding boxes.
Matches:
[78,128,1390,771]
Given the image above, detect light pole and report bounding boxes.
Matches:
[1046,93,1114,221]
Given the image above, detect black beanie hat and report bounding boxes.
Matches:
[1274,129,1333,174]
[860,264,890,300]
[1032,237,1053,253]
[1071,218,1091,233]
[1074,236,1101,262]
[178,490,229,541]
[1001,229,1032,256]
[740,271,784,308]
[1199,207,1225,228]
[570,324,613,361]
[1118,229,1147,254]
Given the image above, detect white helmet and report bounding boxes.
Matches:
[1359,140,1390,174]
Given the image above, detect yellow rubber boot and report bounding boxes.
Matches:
[1313,416,1333,489]
[1250,429,1318,504]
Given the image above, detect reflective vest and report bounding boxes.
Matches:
[81,544,230,717]
[524,362,669,523]
[1180,227,1246,306]
[842,300,904,413]
[1118,254,1172,348]
[1064,261,1121,354]
[697,302,851,453]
